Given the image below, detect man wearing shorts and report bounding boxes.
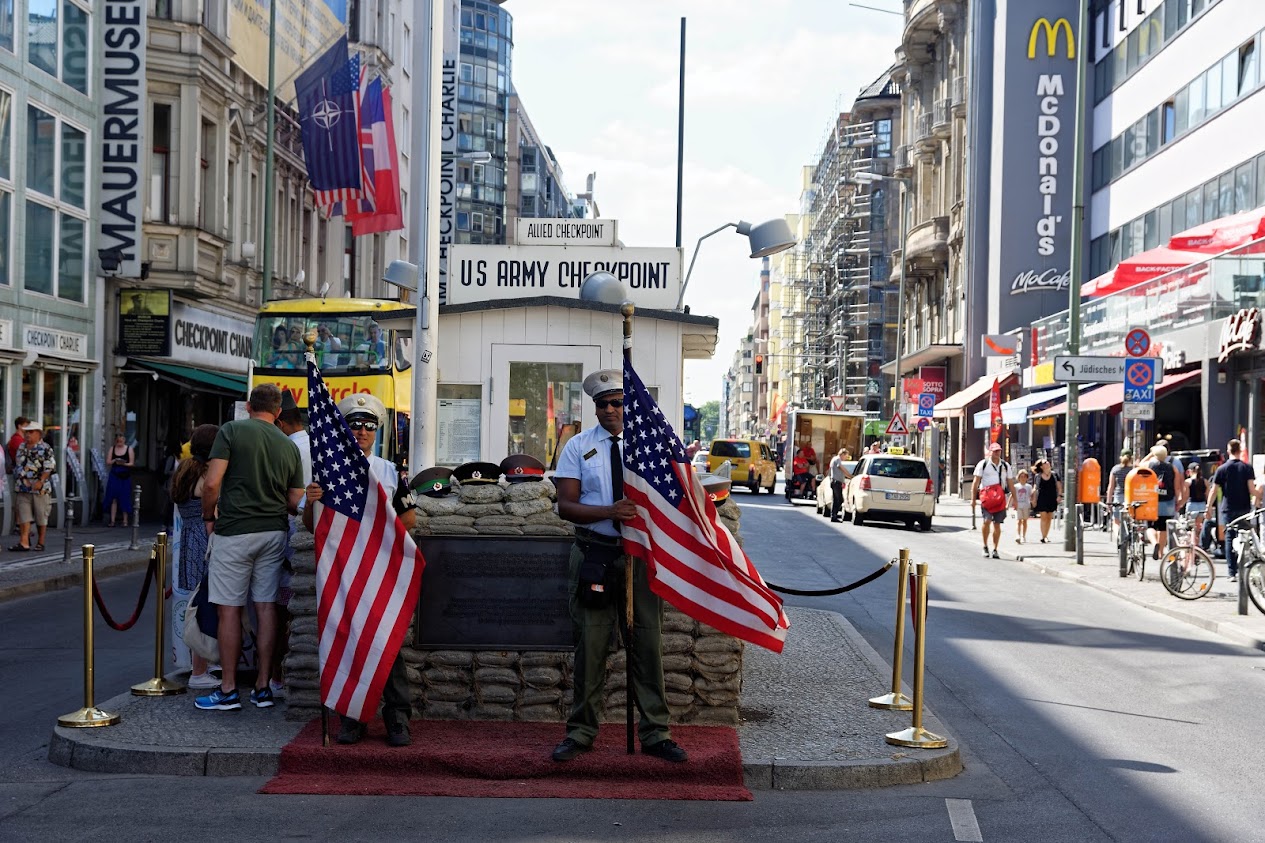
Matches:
[971,443,1015,559]
[195,384,304,711]
[12,421,55,552]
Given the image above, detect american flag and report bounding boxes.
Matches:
[306,360,423,721]
[619,360,789,652]
[297,36,364,206]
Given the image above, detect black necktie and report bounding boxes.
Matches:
[610,436,624,500]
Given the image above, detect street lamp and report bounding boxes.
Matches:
[676,218,797,310]
[853,170,911,429]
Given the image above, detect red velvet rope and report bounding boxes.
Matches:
[91,552,158,631]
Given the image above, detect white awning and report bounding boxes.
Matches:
[971,385,1070,429]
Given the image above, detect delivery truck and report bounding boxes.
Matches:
[782,409,866,501]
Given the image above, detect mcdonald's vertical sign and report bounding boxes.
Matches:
[987,3,1081,338]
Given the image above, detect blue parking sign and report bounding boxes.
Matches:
[1123,359,1157,404]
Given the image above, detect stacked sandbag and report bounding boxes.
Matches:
[412,478,574,538]
[716,497,742,546]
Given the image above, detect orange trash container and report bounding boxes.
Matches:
[1079,458,1101,504]
[1124,466,1159,522]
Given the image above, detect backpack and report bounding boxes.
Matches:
[1153,460,1175,501]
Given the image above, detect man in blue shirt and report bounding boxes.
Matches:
[549,368,685,765]
[1209,438,1259,580]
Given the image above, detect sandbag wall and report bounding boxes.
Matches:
[283,478,747,726]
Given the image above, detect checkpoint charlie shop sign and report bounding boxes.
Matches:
[989,8,1079,332]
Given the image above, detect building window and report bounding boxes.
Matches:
[0,0,12,52]
[1238,39,1258,95]
[0,89,11,182]
[22,105,87,301]
[27,0,88,93]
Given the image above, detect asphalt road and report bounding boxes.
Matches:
[1,489,1262,841]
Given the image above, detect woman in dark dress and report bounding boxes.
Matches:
[169,424,219,688]
[103,434,134,527]
[1032,459,1063,543]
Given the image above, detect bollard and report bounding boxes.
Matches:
[886,562,947,748]
[58,545,120,728]
[128,485,142,550]
[63,498,75,564]
[869,548,913,711]
[1075,504,1084,566]
[132,532,184,696]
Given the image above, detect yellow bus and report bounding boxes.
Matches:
[249,298,414,463]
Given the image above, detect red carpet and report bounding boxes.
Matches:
[260,719,751,801]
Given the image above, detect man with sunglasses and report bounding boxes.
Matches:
[550,369,686,764]
[303,393,417,746]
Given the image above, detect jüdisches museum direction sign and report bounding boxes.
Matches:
[988,7,1080,333]
[448,245,682,309]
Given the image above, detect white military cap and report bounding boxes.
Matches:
[582,369,623,399]
[336,393,387,423]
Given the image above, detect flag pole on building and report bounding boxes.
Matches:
[261,0,278,304]
[621,301,636,755]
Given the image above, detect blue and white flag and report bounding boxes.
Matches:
[296,36,363,205]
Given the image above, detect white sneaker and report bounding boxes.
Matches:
[269,679,286,700]
[187,672,221,690]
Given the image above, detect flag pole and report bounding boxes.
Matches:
[621,301,636,755]
[260,0,278,304]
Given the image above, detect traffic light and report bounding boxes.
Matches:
[755,355,763,374]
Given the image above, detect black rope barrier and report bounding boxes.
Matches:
[91,550,158,632]
[766,558,896,597]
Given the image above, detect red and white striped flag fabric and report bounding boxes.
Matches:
[619,359,789,652]
[306,359,424,721]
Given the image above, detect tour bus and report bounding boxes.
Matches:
[249,297,414,463]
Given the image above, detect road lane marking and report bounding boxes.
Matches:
[946,798,983,842]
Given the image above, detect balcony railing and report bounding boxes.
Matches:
[894,144,913,173]
[933,98,951,137]
[916,111,935,146]
[951,75,966,113]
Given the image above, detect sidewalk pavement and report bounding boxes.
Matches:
[34,522,962,788]
[0,520,163,602]
[935,496,1265,651]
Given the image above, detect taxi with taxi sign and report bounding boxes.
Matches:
[842,447,935,531]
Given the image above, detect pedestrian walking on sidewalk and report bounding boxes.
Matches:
[12,421,54,552]
[1031,459,1062,543]
[1145,444,1182,558]
[971,443,1015,559]
[1013,469,1032,544]
[1184,463,1208,541]
[170,423,220,689]
[194,384,304,713]
[1104,449,1133,539]
[1210,438,1259,581]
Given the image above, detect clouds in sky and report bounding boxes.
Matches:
[508,0,902,403]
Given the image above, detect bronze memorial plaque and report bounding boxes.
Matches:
[415,536,574,650]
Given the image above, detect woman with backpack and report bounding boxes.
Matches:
[169,423,220,690]
[1032,459,1063,543]
[1145,444,1184,558]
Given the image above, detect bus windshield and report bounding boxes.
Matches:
[254,313,393,372]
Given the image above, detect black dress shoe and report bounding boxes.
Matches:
[336,719,367,745]
[551,737,592,762]
[642,738,688,763]
[386,722,411,747]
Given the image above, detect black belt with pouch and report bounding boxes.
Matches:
[575,527,623,609]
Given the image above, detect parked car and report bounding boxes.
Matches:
[815,461,859,518]
[691,449,710,471]
[707,439,778,494]
[843,450,935,530]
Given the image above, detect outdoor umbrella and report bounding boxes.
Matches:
[1168,205,1265,253]
[1081,245,1206,298]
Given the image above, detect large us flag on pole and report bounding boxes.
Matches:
[306,359,424,721]
[620,360,789,652]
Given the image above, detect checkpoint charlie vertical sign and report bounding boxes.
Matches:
[988,7,1080,333]
[99,0,147,279]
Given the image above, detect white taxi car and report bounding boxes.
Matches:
[843,449,934,531]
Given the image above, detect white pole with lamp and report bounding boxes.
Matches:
[675,219,797,311]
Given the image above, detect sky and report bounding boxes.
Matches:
[509,0,903,405]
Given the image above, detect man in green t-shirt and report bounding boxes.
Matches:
[195,383,304,712]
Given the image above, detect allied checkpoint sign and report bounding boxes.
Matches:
[448,244,682,310]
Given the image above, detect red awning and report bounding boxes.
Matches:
[1031,368,1202,418]
[1169,206,1265,253]
[1083,246,1208,298]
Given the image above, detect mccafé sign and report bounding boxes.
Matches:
[1219,308,1261,362]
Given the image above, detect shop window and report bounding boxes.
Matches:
[507,362,583,469]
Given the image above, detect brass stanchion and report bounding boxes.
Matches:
[885,561,947,749]
[132,532,184,696]
[58,545,120,728]
[869,548,913,711]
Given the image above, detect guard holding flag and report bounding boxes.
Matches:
[550,368,686,764]
[303,393,417,747]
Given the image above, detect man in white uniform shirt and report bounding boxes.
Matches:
[550,368,686,764]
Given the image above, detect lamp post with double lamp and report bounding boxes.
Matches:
[852,170,910,436]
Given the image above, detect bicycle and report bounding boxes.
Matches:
[1225,509,1265,615]
[1118,502,1149,581]
[1157,512,1215,600]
